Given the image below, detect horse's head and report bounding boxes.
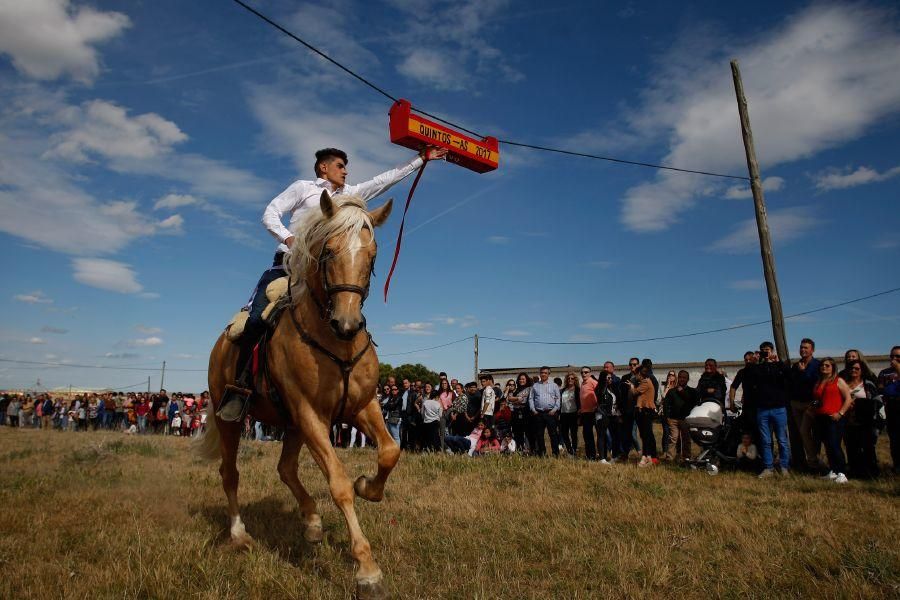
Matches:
[296,190,392,340]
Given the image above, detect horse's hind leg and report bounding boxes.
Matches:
[300,410,385,599]
[352,399,400,503]
[277,428,323,542]
[219,420,254,548]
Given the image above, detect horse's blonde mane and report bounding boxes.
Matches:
[284,194,373,292]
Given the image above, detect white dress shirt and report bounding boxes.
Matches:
[261,156,424,253]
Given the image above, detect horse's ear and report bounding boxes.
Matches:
[369,198,393,227]
[319,190,335,219]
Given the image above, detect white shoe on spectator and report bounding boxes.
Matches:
[758,469,775,479]
[599,459,611,465]
[834,473,848,484]
[821,471,837,480]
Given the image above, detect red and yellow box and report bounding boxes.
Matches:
[388,99,499,173]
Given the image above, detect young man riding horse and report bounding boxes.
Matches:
[218,145,447,421]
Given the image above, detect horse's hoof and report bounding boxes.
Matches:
[231,534,255,550]
[303,523,323,543]
[354,475,382,503]
[356,575,386,600]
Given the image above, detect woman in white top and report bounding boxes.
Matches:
[559,371,580,456]
[420,383,443,452]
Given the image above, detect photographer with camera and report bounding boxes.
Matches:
[743,341,792,478]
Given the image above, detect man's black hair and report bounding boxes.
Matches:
[759,341,775,350]
[800,337,815,349]
[314,148,348,176]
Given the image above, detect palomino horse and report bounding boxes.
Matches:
[197,191,399,599]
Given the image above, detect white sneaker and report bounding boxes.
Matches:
[821,471,837,480]
[834,473,848,484]
[758,469,775,479]
[599,459,611,465]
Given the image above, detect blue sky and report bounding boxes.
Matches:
[1,0,898,393]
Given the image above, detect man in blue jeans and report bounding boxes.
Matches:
[745,341,792,477]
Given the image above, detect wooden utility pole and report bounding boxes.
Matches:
[160,361,166,391]
[147,377,151,393]
[473,334,479,383]
[731,60,790,362]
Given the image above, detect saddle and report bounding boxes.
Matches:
[224,277,291,342]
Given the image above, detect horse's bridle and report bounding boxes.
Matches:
[309,244,376,340]
[283,237,376,425]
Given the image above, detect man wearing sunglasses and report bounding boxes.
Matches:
[877,345,900,473]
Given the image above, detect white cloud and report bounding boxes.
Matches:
[708,207,824,254]
[812,165,900,191]
[247,83,409,183]
[0,88,266,256]
[588,261,615,269]
[389,0,523,90]
[105,352,140,359]
[397,50,467,91]
[45,100,187,163]
[501,330,530,337]
[72,258,143,294]
[174,353,195,359]
[40,325,68,334]
[153,194,199,210]
[613,4,900,232]
[725,176,785,199]
[584,322,614,330]
[135,325,161,334]
[157,214,184,232]
[391,322,435,335]
[728,279,765,291]
[29,337,46,345]
[432,315,478,328]
[131,336,163,347]
[487,236,510,244]
[0,0,130,83]
[14,291,53,304]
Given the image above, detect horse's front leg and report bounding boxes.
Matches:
[352,399,400,502]
[277,428,323,542]
[300,408,385,599]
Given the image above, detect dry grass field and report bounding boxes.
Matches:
[1,427,898,599]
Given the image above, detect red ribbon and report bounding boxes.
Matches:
[383,162,426,302]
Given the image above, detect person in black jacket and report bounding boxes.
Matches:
[617,358,641,460]
[743,342,792,477]
[663,370,699,461]
[697,359,727,405]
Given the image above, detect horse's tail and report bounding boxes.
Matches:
[193,400,221,462]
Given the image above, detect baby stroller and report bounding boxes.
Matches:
[684,401,741,475]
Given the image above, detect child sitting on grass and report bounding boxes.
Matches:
[736,433,760,472]
[475,427,500,456]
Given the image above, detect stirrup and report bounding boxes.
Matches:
[217,384,252,422]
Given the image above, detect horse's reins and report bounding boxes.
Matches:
[285,242,374,425]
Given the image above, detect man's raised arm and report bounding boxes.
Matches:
[346,147,447,202]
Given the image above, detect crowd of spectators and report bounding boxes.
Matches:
[0,390,209,437]
[372,340,900,483]
[4,341,898,485]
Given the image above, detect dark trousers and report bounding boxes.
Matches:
[814,415,846,475]
[559,412,579,455]
[845,420,879,479]
[618,413,635,458]
[886,399,900,472]
[422,421,440,452]
[532,412,560,457]
[582,414,598,460]
[636,409,658,458]
[511,410,527,450]
[660,417,671,455]
[525,412,539,454]
[582,414,609,460]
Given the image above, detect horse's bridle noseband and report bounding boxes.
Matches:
[311,245,376,340]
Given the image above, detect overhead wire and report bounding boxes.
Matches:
[480,285,900,346]
[228,0,749,181]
